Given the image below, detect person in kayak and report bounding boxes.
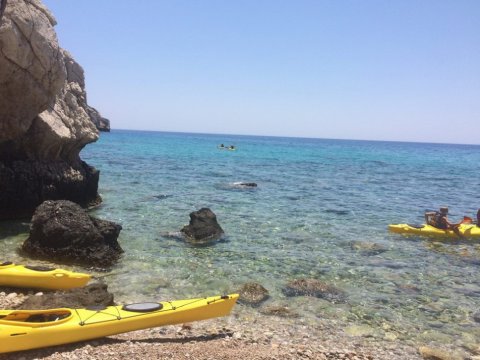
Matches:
[433,207,463,237]
[477,209,480,227]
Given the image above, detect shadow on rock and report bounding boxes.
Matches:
[181,208,224,245]
[22,200,123,268]
[18,283,114,310]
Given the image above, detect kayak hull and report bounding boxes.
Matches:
[388,223,480,239]
[0,294,238,353]
[0,263,91,290]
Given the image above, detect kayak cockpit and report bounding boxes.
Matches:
[0,310,72,327]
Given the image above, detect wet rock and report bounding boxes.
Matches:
[418,346,462,360]
[18,283,114,310]
[181,208,224,244]
[238,282,269,306]
[282,278,346,303]
[350,241,387,255]
[233,182,257,188]
[260,305,299,318]
[22,200,123,267]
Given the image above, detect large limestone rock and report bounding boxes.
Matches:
[22,200,123,267]
[0,0,106,219]
[0,0,65,142]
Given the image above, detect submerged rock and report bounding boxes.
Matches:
[282,278,346,303]
[350,241,387,255]
[22,200,123,267]
[260,305,299,318]
[181,208,224,244]
[418,346,463,360]
[238,282,269,306]
[18,283,114,310]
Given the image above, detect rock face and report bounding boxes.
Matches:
[181,208,224,244]
[0,0,105,219]
[22,200,123,267]
[87,105,110,132]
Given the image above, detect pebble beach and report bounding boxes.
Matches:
[0,291,458,360]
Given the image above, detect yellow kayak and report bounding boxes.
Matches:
[388,223,480,239]
[0,294,238,353]
[0,262,91,290]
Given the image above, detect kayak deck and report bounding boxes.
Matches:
[0,262,91,290]
[0,294,239,353]
[388,223,480,239]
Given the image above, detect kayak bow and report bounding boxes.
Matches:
[0,262,91,290]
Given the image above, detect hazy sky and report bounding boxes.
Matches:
[43,0,479,144]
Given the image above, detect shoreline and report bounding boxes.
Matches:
[1,291,426,360]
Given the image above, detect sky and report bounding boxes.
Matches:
[43,0,480,144]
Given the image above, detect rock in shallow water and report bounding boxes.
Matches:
[238,282,269,306]
[282,278,346,304]
[181,208,224,244]
[350,241,387,255]
[22,200,123,267]
[260,305,299,318]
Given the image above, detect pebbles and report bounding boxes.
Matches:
[0,291,26,308]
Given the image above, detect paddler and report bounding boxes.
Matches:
[433,207,463,237]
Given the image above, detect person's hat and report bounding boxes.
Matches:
[440,207,449,214]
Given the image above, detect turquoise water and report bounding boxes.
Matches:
[2,130,480,349]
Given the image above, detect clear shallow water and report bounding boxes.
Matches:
[1,130,480,349]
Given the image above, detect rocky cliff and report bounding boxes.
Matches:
[0,0,104,219]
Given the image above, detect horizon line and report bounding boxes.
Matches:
[106,128,480,147]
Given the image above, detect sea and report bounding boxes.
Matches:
[1,130,480,349]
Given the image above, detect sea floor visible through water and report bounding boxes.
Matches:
[1,130,480,356]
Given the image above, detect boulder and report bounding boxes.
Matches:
[282,278,346,304]
[22,200,123,267]
[181,208,224,244]
[18,283,114,310]
[238,282,269,306]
